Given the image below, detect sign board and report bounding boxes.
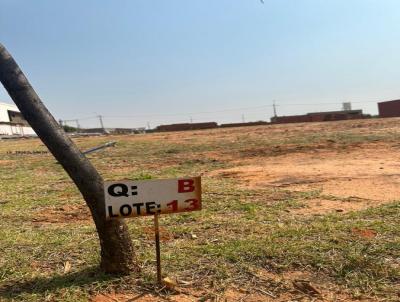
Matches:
[104,177,201,219]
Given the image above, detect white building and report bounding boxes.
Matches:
[0,102,36,136]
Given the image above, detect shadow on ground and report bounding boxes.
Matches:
[0,267,129,300]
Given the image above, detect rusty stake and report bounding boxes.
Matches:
[154,213,162,285]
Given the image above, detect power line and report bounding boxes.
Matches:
[100,100,379,118]
[60,99,381,128]
[61,100,379,121]
[277,100,378,106]
[102,105,274,119]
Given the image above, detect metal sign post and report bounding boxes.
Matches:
[154,213,162,284]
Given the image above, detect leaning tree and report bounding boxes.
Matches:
[0,43,137,274]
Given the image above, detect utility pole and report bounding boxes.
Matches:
[98,115,105,130]
[75,119,80,132]
[190,116,193,123]
[273,100,277,117]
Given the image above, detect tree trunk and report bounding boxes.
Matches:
[0,43,138,274]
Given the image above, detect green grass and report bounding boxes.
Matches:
[1,121,400,301]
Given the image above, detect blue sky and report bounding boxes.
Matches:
[1,0,400,128]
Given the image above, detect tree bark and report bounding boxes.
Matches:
[0,43,138,274]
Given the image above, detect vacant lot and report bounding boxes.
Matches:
[0,118,399,301]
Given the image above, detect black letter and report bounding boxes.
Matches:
[145,202,156,214]
[108,183,129,197]
[108,206,119,218]
[132,203,144,215]
[120,204,132,216]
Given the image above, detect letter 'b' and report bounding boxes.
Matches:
[178,179,195,193]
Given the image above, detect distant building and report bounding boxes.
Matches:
[378,99,400,118]
[79,127,146,135]
[112,128,146,134]
[0,102,36,136]
[271,110,367,124]
[155,122,218,132]
[220,121,269,128]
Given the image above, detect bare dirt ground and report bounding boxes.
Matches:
[1,117,399,302]
[31,119,400,222]
[188,119,400,217]
[211,141,400,215]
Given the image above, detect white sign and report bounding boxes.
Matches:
[104,177,201,219]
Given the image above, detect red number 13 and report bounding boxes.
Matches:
[184,199,199,211]
[167,200,178,212]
